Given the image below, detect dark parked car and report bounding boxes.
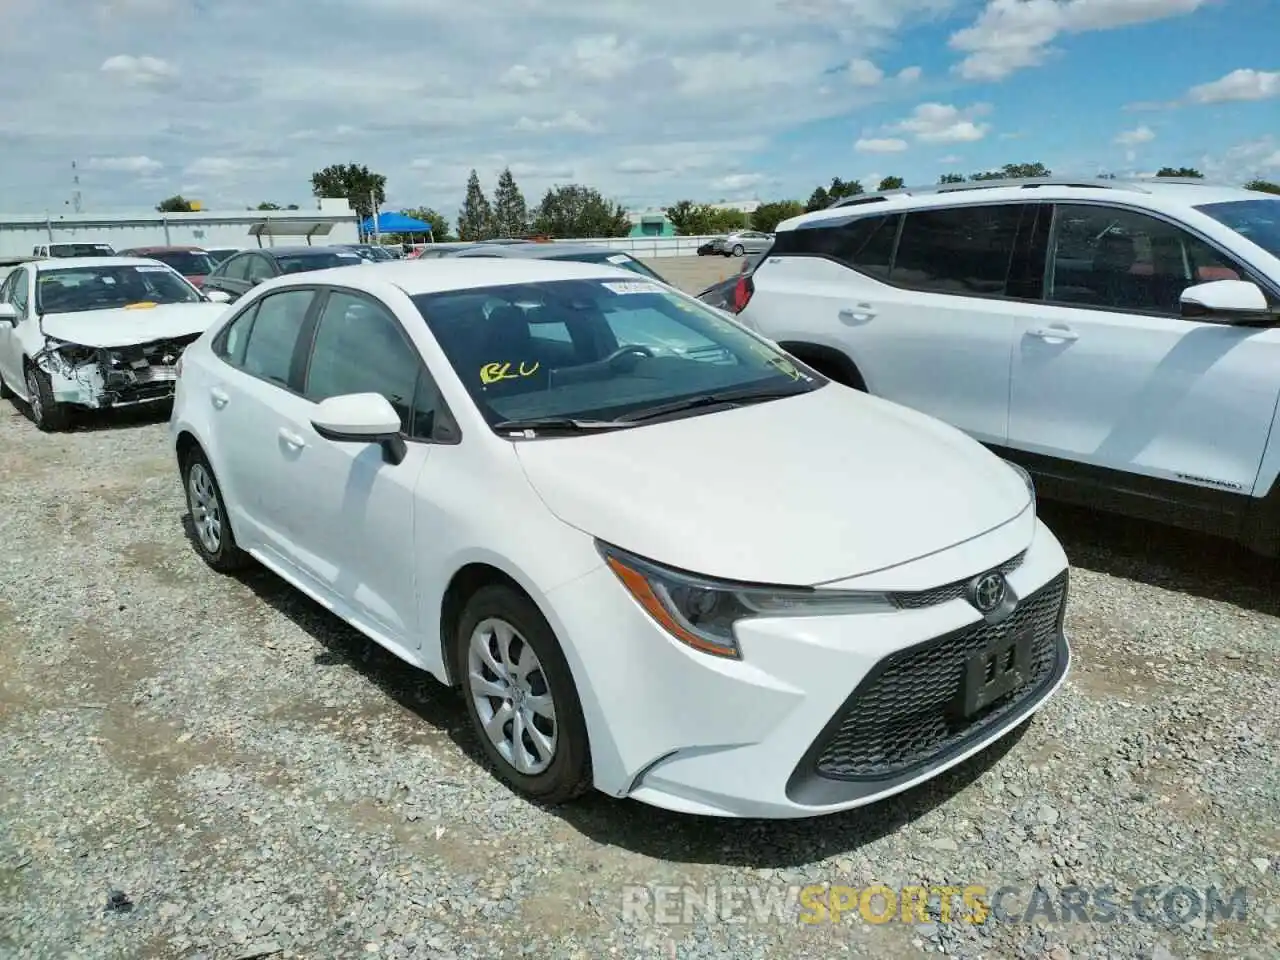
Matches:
[202,245,364,302]
[118,245,217,287]
[696,239,724,256]
[340,243,397,262]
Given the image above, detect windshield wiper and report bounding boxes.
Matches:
[616,386,808,423]
[492,417,629,434]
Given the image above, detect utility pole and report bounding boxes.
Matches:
[370,190,380,245]
[70,160,82,214]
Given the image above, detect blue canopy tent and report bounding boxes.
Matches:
[359,211,434,244]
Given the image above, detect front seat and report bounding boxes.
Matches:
[474,305,548,395]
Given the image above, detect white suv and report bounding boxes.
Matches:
[736,178,1280,554]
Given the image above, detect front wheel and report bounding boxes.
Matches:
[456,585,593,804]
[24,365,69,431]
[732,244,745,257]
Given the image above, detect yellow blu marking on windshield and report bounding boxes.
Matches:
[748,342,800,380]
[480,360,539,384]
[124,302,158,310]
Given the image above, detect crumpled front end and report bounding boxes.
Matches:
[33,333,200,409]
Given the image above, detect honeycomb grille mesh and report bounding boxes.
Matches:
[813,571,1066,780]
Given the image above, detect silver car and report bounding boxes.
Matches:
[720,230,773,257]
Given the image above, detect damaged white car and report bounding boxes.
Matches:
[0,256,232,430]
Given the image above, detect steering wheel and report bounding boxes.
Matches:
[603,344,655,370]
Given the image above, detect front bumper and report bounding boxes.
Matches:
[544,516,1070,818]
[39,337,194,409]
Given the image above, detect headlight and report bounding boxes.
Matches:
[597,543,895,659]
[1003,459,1035,501]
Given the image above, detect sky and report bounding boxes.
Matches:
[1,0,1278,227]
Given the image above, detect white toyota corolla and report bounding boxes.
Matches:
[168,257,1071,818]
[0,256,232,430]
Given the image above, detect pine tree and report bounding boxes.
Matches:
[491,167,529,239]
[457,169,493,241]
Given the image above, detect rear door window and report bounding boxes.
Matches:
[889,204,1024,296]
[238,289,316,387]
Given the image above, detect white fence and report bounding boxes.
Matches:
[544,236,722,258]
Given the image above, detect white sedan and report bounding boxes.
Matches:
[0,256,232,430]
[168,257,1071,819]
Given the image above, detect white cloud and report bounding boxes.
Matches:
[937,154,962,164]
[1201,137,1280,183]
[99,54,177,86]
[1114,125,1155,146]
[892,103,992,143]
[513,111,599,133]
[949,0,1209,81]
[856,137,909,153]
[847,58,884,86]
[1187,68,1280,104]
[897,65,922,82]
[499,64,547,90]
[711,173,765,192]
[572,35,638,80]
[86,155,163,174]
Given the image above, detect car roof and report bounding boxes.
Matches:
[33,256,183,271]
[280,255,635,296]
[256,245,357,256]
[122,245,205,253]
[779,177,1264,231]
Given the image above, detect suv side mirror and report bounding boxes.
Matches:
[1181,279,1272,324]
[0,303,15,325]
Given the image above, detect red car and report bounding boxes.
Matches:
[117,245,217,288]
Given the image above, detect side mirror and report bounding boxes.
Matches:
[0,303,15,325]
[1180,279,1272,324]
[310,393,407,464]
[205,290,231,303]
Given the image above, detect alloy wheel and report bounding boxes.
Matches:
[24,370,42,422]
[187,461,223,554]
[467,617,558,775]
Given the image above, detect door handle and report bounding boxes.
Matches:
[278,428,306,449]
[209,387,229,408]
[839,304,876,323]
[1026,326,1079,343]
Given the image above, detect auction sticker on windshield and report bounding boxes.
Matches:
[603,281,664,295]
[607,254,630,264]
[136,265,170,272]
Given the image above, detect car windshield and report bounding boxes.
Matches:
[205,249,237,265]
[276,251,363,274]
[145,250,214,275]
[35,263,201,314]
[1194,198,1280,259]
[549,250,664,281]
[411,277,822,431]
[49,244,114,257]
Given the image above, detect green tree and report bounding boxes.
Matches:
[665,200,702,235]
[491,167,530,238]
[752,200,804,233]
[156,195,194,212]
[457,169,494,241]
[805,177,863,212]
[970,162,1051,181]
[532,184,630,238]
[805,186,830,212]
[251,201,299,210]
[877,176,905,191]
[400,207,453,240]
[939,173,966,184]
[309,163,387,221]
[1156,166,1204,178]
[1244,179,1280,194]
[706,207,749,233]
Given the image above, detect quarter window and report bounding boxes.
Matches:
[889,204,1023,296]
[303,290,426,436]
[1048,204,1245,314]
[769,213,900,278]
[239,289,315,387]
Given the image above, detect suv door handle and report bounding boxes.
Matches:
[278,428,306,449]
[210,387,229,408]
[839,304,875,323]
[1026,326,1079,343]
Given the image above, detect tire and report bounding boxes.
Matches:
[732,244,745,257]
[0,371,12,400]
[456,585,593,804]
[23,364,70,431]
[181,446,251,573]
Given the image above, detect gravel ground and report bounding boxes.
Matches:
[1,385,1278,958]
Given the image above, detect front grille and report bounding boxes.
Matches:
[891,550,1026,609]
[811,570,1067,781]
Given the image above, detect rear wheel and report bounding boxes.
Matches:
[456,585,593,804]
[181,447,251,573]
[24,364,69,431]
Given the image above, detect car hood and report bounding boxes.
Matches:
[39,302,227,348]
[514,385,1031,585]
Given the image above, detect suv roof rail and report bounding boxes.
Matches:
[826,175,1153,209]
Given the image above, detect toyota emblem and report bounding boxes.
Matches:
[969,572,1007,613]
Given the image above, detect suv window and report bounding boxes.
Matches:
[769,212,900,278]
[890,203,1023,296]
[302,290,432,437]
[239,289,315,386]
[219,254,251,281]
[1048,204,1245,314]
